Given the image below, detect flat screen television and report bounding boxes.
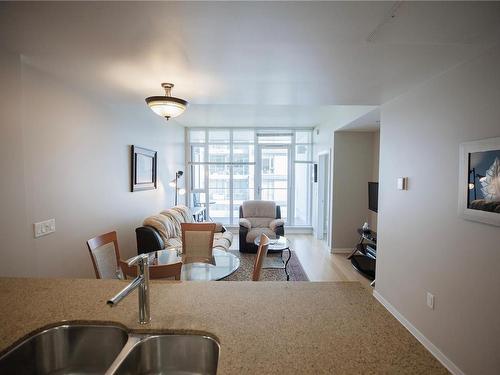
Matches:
[368,182,379,213]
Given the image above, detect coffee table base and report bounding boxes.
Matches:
[254,236,292,281]
[263,248,291,281]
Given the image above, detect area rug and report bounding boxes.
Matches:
[222,250,309,281]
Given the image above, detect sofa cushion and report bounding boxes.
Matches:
[246,228,276,243]
[171,205,194,223]
[213,231,233,250]
[165,237,182,249]
[248,217,273,228]
[160,231,232,252]
[142,206,233,253]
[143,214,176,244]
[160,209,184,237]
[242,200,276,219]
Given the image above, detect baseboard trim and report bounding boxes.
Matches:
[331,248,352,254]
[373,290,464,375]
[282,226,314,234]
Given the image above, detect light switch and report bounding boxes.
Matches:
[397,177,409,190]
[34,218,56,238]
[426,292,435,310]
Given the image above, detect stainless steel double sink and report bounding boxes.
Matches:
[0,324,219,374]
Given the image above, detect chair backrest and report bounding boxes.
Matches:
[240,201,281,229]
[241,200,276,219]
[252,234,270,281]
[120,260,182,280]
[86,231,121,279]
[181,223,216,263]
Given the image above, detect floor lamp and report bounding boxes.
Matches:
[169,170,185,205]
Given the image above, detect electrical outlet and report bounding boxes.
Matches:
[426,292,435,310]
[34,218,56,238]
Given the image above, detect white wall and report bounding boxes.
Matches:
[376,44,500,374]
[0,50,35,276]
[311,106,377,240]
[0,49,185,278]
[331,131,377,249]
[368,131,380,231]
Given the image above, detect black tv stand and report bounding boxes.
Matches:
[348,228,376,282]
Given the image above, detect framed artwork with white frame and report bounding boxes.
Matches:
[458,137,500,226]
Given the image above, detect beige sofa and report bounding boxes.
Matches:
[136,205,233,254]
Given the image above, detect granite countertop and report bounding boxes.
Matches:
[0,278,448,374]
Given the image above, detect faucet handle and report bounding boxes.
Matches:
[127,253,149,267]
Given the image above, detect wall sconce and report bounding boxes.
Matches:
[170,170,185,205]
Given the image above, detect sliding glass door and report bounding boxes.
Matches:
[188,128,312,226]
[257,145,290,220]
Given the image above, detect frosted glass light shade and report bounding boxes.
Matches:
[146,96,187,119]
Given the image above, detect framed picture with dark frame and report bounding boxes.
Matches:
[131,145,157,192]
[458,137,500,226]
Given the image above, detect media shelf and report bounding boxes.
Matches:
[348,228,376,281]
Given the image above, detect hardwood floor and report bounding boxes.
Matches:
[231,233,372,288]
[287,234,372,288]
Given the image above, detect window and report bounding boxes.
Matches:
[233,144,254,163]
[208,130,230,143]
[208,144,230,163]
[233,130,254,143]
[188,128,312,226]
[294,163,312,225]
[295,131,312,144]
[208,164,230,222]
[257,132,292,144]
[190,130,206,143]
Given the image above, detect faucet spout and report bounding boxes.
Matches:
[107,275,143,306]
[106,254,151,324]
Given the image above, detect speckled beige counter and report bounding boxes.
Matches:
[0,278,448,374]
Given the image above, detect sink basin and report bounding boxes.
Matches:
[0,324,219,375]
[0,324,128,375]
[111,334,219,375]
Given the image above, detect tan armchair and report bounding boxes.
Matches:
[239,200,285,253]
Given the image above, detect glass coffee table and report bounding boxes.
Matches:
[131,247,240,281]
[254,236,292,281]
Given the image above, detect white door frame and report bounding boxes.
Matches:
[316,151,332,246]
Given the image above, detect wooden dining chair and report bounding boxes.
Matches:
[252,234,270,281]
[181,223,216,264]
[120,260,182,280]
[86,231,121,279]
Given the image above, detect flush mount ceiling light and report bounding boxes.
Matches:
[145,83,188,120]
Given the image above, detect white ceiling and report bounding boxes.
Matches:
[338,108,380,132]
[1,1,499,127]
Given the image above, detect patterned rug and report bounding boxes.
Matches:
[222,250,309,281]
